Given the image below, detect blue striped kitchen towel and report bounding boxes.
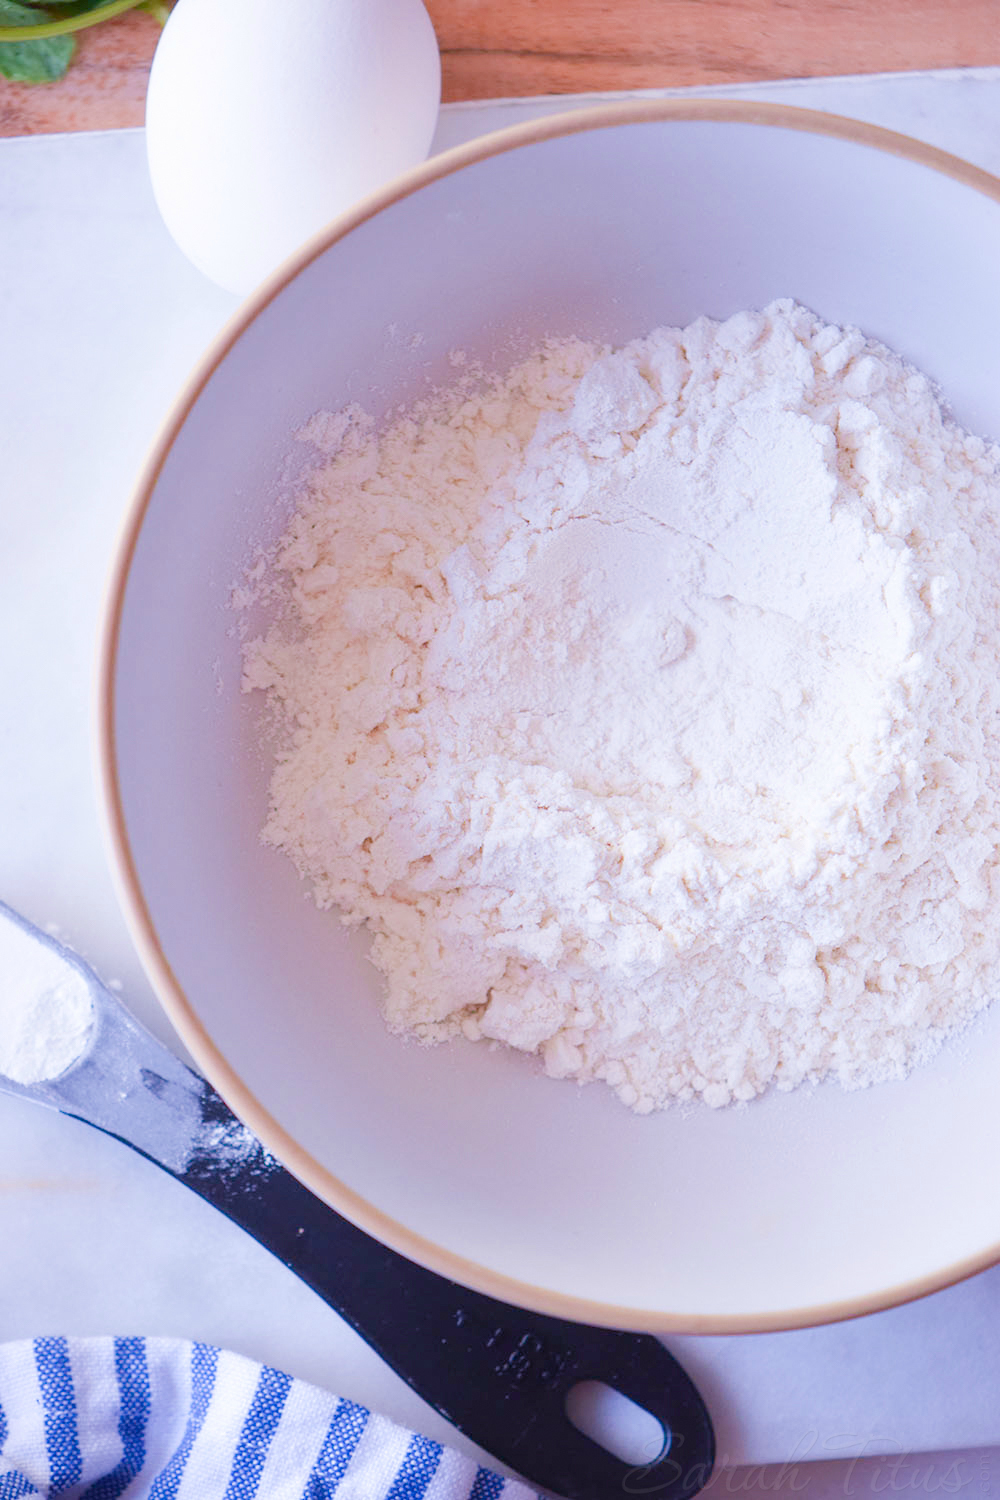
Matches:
[0,1337,542,1499]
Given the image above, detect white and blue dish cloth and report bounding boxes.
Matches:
[0,1337,542,1499]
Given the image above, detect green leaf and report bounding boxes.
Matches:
[0,0,51,20]
[39,0,121,10]
[0,0,154,70]
[0,31,74,79]
[0,0,160,38]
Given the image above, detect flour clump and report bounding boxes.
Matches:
[241,299,1000,1111]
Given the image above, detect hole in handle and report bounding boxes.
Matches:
[565,1380,668,1466]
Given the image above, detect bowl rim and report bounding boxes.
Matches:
[96,95,1000,1334]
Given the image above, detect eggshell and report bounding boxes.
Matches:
[146,0,441,295]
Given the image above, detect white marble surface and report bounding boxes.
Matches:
[3,67,1000,1495]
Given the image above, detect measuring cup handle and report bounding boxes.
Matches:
[177,1085,715,1500]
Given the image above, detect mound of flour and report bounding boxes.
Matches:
[241,299,1000,1111]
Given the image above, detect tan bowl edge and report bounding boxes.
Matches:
[95,96,1000,1335]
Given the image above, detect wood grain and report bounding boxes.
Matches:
[431,0,1000,98]
[2,0,998,138]
[0,10,155,136]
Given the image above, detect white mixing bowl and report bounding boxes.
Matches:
[98,100,1000,1333]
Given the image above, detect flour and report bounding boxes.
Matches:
[0,911,94,1085]
[241,299,1000,1111]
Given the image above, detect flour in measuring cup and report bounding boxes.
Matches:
[241,299,1000,1111]
[0,911,93,1085]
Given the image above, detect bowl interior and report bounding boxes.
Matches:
[106,105,1000,1330]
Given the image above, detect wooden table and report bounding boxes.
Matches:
[1,0,998,137]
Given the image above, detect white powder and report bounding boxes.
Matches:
[241,299,1000,1111]
[0,913,94,1085]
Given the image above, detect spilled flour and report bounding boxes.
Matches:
[240,299,1000,1111]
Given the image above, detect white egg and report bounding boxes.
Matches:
[146,0,441,296]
